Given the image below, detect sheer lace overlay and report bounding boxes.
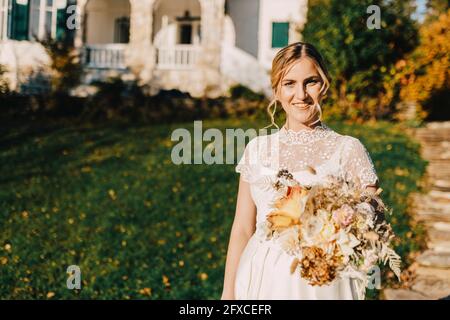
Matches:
[234,123,378,300]
[235,123,378,223]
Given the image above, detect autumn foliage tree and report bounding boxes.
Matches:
[302,0,419,121]
[398,8,450,120]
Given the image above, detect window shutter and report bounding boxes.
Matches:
[56,6,65,40]
[11,0,29,40]
[271,22,289,48]
[56,0,70,41]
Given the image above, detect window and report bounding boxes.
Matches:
[179,24,192,44]
[271,22,289,48]
[114,16,129,43]
[44,0,54,38]
[29,0,62,40]
[10,0,29,40]
[175,10,200,45]
[29,0,42,39]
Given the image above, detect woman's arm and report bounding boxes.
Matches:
[221,177,257,300]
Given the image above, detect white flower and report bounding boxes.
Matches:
[278,227,301,255]
[332,204,355,227]
[361,249,379,272]
[356,203,376,227]
[356,202,375,214]
[336,229,360,258]
[301,209,336,246]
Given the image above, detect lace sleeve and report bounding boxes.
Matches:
[235,137,259,183]
[342,137,379,189]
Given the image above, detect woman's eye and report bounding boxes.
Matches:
[284,82,295,87]
[306,79,319,86]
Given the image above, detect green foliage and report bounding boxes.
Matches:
[302,0,419,120]
[0,64,10,95]
[229,84,266,101]
[40,35,83,97]
[0,118,427,299]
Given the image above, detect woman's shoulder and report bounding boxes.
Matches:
[339,134,369,151]
[246,129,279,146]
[324,125,367,150]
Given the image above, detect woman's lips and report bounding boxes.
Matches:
[293,104,310,110]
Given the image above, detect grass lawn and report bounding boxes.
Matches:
[0,118,427,299]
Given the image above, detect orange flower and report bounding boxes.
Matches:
[267,185,309,231]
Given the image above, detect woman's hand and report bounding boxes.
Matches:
[220,291,235,300]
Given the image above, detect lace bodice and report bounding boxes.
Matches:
[235,123,379,224]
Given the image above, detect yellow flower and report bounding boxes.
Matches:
[162,275,170,286]
[267,186,309,231]
[46,292,55,299]
[199,273,208,281]
[108,189,116,200]
[139,288,152,296]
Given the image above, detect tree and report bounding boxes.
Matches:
[424,0,450,23]
[399,9,450,120]
[302,0,419,120]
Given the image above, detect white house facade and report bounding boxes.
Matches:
[0,0,308,97]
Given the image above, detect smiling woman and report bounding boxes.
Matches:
[266,42,331,131]
[222,42,384,300]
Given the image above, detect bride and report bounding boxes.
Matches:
[221,42,379,300]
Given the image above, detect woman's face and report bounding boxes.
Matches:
[277,57,323,126]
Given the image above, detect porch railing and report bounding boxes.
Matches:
[82,44,127,70]
[156,45,200,70]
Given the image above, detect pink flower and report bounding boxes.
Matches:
[332,204,355,227]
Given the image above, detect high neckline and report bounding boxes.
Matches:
[278,122,334,145]
[281,121,325,133]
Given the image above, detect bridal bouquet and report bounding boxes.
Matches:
[261,169,401,288]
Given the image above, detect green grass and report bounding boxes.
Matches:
[0,118,427,299]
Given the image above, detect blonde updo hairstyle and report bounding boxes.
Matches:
[264,42,332,129]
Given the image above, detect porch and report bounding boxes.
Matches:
[79,0,203,71]
[83,43,201,71]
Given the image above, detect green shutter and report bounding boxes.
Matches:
[56,8,66,40]
[272,22,289,48]
[11,1,29,40]
[57,1,76,42]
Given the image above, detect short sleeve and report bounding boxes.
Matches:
[235,137,259,183]
[342,137,379,189]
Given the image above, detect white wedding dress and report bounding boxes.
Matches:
[234,123,379,300]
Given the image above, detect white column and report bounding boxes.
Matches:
[197,0,225,95]
[0,0,8,40]
[129,0,155,46]
[74,0,87,48]
[128,0,155,81]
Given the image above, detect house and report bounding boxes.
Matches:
[0,0,308,97]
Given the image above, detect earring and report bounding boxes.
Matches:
[310,103,322,125]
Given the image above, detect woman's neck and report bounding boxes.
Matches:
[284,119,322,132]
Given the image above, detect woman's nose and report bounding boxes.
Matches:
[294,84,307,100]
